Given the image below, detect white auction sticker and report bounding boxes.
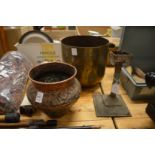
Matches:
[71,48,78,56]
[111,83,119,94]
[35,91,44,103]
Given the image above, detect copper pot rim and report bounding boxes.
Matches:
[28,61,77,86]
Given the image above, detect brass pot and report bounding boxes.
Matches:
[61,35,109,87]
[26,62,81,117]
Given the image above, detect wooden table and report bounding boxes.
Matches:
[20,67,155,129]
[21,83,114,129]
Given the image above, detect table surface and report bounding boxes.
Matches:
[19,67,155,129]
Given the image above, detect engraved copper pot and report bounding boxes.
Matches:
[26,62,81,117]
[61,35,109,87]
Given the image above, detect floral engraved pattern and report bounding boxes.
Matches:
[27,78,81,116]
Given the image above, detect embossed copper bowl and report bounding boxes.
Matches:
[26,62,81,117]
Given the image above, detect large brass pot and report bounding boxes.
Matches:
[61,35,109,86]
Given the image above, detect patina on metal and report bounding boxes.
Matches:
[93,51,132,117]
[27,62,81,118]
[93,93,131,117]
[61,35,109,87]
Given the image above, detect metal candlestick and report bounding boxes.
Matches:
[93,51,132,117]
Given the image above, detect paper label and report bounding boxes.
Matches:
[0,70,9,78]
[17,43,62,65]
[71,48,77,56]
[35,91,44,103]
[111,83,119,94]
[41,43,57,62]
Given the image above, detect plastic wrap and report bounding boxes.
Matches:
[0,51,33,114]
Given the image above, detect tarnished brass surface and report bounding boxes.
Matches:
[93,93,131,117]
[61,35,109,87]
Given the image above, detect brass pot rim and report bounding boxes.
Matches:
[61,35,109,49]
[61,43,109,49]
[28,61,77,86]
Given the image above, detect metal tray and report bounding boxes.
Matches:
[119,27,155,100]
[120,67,155,100]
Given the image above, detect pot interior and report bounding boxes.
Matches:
[61,35,109,47]
[29,62,76,83]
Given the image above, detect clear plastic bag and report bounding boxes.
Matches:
[0,51,33,114]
